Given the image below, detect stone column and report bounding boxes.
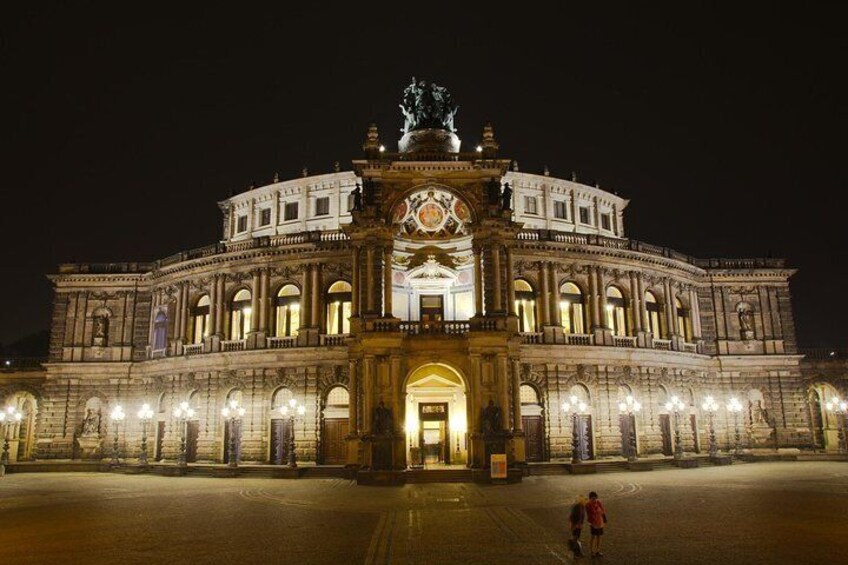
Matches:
[589,266,600,329]
[473,246,484,317]
[311,263,321,330]
[629,272,642,332]
[511,359,523,433]
[180,283,190,340]
[216,276,225,336]
[349,360,359,434]
[690,287,702,339]
[208,277,219,335]
[250,271,260,333]
[499,356,511,431]
[260,268,270,334]
[173,284,183,342]
[597,268,608,328]
[492,244,502,313]
[383,246,393,318]
[351,246,360,317]
[506,247,516,316]
[362,356,374,434]
[636,274,647,330]
[549,264,561,326]
[301,265,312,329]
[539,262,550,326]
[366,246,375,315]
[664,279,677,337]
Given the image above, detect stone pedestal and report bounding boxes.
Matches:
[245,332,266,349]
[75,436,103,460]
[398,129,461,153]
[673,458,699,469]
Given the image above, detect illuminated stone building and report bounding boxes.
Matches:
[3,81,842,477]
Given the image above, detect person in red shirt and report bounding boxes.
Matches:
[585,491,607,557]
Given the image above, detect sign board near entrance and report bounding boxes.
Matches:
[490,454,507,479]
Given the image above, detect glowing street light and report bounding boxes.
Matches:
[825,397,848,454]
[222,399,247,468]
[0,405,23,468]
[110,405,126,466]
[618,395,641,462]
[726,397,744,456]
[173,401,196,467]
[279,398,306,468]
[701,396,720,459]
[665,396,687,460]
[562,395,589,464]
[137,403,154,466]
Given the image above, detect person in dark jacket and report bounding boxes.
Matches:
[568,495,587,556]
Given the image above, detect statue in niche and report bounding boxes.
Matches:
[81,408,101,437]
[737,306,754,340]
[481,400,502,436]
[750,399,769,425]
[500,182,513,211]
[373,400,393,436]
[92,316,108,347]
[352,183,363,211]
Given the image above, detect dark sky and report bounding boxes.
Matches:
[2,4,846,349]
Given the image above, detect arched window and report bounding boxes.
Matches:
[230,289,252,340]
[274,285,300,337]
[675,297,691,341]
[152,311,168,351]
[191,295,210,344]
[559,282,585,334]
[326,281,352,335]
[605,286,627,337]
[514,279,537,333]
[645,291,662,337]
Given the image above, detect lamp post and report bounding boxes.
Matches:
[110,405,126,465]
[137,403,154,466]
[825,397,848,454]
[279,398,306,468]
[172,401,195,468]
[0,405,23,468]
[727,397,743,456]
[561,395,588,464]
[222,399,246,468]
[665,396,686,460]
[701,396,719,459]
[617,395,642,462]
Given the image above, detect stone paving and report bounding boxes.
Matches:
[1,462,846,564]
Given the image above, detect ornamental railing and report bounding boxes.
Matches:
[682,342,699,353]
[221,339,245,352]
[183,343,204,356]
[653,339,672,351]
[320,334,349,346]
[564,333,594,346]
[613,335,637,348]
[268,336,297,349]
[520,332,543,344]
[399,321,471,336]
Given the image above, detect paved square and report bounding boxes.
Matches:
[1,462,846,564]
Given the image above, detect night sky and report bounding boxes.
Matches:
[2,4,846,349]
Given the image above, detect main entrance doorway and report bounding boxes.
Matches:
[405,364,467,468]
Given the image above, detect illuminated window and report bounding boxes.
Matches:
[326,281,352,335]
[514,279,537,332]
[554,200,567,219]
[316,197,330,216]
[605,286,628,336]
[259,208,271,226]
[284,202,299,221]
[230,289,252,340]
[275,285,300,337]
[237,215,248,233]
[675,297,691,341]
[191,295,210,344]
[559,282,585,334]
[645,291,662,337]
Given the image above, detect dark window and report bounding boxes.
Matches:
[259,208,271,226]
[284,202,299,221]
[554,200,567,219]
[347,193,355,212]
[237,215,248,232]
[601,214,611,230]
[524,196,538,214]
[579,206,590,224]
[316,197,330,216]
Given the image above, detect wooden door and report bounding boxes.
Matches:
[659,414,673,456]
[522,415,545,462]
[185,421,199,463]
[620,413,636,458]
[155,421,166,461]
[577,414,594,460]
[270,419,290,465]
[223,420,241,464]
[322,418,349,465]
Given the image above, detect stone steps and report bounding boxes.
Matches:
[405,469,473,483]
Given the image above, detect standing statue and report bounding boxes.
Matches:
[81,408,101,437]
[399,77,459,134]
[373,400,393,436]
[481,400,502,436]
[500,182,513,211]
[352,183,363,211]
[738,307,754,339]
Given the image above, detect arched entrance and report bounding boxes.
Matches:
[519,384,545,462]
[4,391,38,462]
[321,386,350,465]
[809,383,842,451]
[270,387,293,464]
[404,364,468,467]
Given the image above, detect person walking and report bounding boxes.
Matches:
[567,495,587,557]
[585,491,607,558]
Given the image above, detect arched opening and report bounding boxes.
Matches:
[568,384,594,460]
[617,385,640,458]
[5,392,37,462]
[230,289,252,340]
[676,297,692,341]
[645,291,663,337]
[274,285,301,338]
[222,389,242,464]
[321,386,350,465]
[152,311,168,352]
[514,279,537,333]
[270,387,293,464]
[559,282,586,334]
[656,385,673,455]
[405,364,468,467]
[606,286,628,336]
[155,392,167,461]
[520,384,545,462]
[326,281,352,335]
[191,295,211,344]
